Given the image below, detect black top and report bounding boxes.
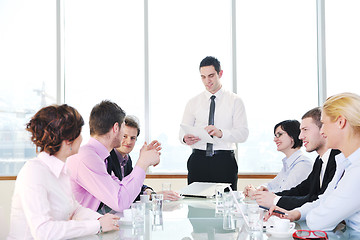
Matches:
[276,149,341,210]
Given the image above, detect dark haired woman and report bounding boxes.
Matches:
[245,120,312,196]
[8,104,119,239]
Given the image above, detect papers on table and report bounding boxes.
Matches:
[179,182,230,198]
[180,124,214,144]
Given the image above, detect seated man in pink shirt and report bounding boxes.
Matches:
[67,100,160,213]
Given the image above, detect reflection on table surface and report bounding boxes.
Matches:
[73,198,357,240]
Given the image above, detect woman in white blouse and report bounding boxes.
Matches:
[245,120,312,195]
[7,104,119,240]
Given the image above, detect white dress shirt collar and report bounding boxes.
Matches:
[204,86,224,99]
[319,149,331,187]
[38,151,66,178]
[336,146,360,169]
[320,149,331,167]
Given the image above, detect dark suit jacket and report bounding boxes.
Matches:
[108,149,152,202]
[276,149,341,210]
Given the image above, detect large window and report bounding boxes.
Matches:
[148,0,232,173]
[2,0,356,176]
[0,0,56,176]
[325,0,360,97]
[64,0,145,160]
[236,0,318,172]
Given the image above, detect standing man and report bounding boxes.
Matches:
[251,107,340,210]
[67,100,160,213]
[179,56,249,190]
[108,115,180,201]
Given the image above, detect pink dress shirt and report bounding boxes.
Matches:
[7,152,101,240]
[66,137,146,212]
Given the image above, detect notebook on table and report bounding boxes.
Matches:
[179,182,231,198]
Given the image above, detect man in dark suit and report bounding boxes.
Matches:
[252,107,341,210]
[107,115,180,201]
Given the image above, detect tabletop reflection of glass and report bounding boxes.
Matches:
[72,198,358,240]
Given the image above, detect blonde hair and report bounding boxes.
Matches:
[323,92,360,134]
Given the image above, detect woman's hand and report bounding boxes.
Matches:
[98,213,120,233]
[264,205,301,222]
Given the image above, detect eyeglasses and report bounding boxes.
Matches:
[274,132,286,138]
[293,230,328,240]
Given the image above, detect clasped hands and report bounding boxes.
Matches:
[244,184,278,209]
[137,140,162,169]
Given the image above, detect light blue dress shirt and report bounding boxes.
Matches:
[266,150,312,192]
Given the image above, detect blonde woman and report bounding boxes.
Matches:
[266,92,360,232]
[8,104,119,240]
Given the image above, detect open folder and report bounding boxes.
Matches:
[179,182,231,198]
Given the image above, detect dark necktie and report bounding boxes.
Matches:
[206,95,216,157]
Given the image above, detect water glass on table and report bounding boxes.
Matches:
[151,194,164,225]
[245,202,264,232]
[162,183,171,202]
[131,202,145,228]
[223,193,236,230]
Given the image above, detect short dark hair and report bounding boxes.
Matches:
[26,104,84,155]
[89,100,126,136]
[302,107,322,129]
[274,120,302,149]
[199,56,221,74]
[125,115,140,137]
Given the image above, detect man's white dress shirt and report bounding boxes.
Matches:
[179,87,249,150]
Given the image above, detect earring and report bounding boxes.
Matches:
[70,144,72,151]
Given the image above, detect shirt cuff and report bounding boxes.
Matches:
[273,196,281,205]
[297,206,307,221]
[133,165,146,179]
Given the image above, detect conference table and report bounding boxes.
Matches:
[73,198,356,240]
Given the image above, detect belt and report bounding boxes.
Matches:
[192,149,234,155]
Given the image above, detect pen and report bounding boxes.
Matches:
[259,205,288,216]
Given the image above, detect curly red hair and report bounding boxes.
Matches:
[26,104,84,155]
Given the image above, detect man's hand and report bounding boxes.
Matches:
[253,191,277,208]
[183,134,201,145]
[136,142,160,170]
[204,125,223,138]
[159,190,181,201]
[147,140,162,152]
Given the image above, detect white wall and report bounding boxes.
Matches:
[0,180,15,239]
[0,178,269,238]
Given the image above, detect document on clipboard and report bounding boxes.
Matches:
[180,124,214,144]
